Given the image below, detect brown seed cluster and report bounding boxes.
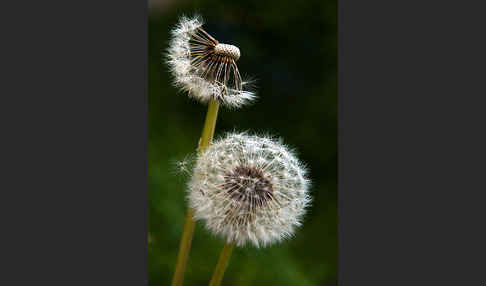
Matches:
[222,166,274,207]
[189,27,243,92]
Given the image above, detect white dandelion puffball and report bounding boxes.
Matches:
[187,133,311,247]
[166,15,256,108]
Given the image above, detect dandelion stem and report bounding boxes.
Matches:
[171,98,220,286]
[199,98,220,152]
[208,243,234,286]
[171,209,197,286]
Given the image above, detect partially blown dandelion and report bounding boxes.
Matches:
[188,133,311,247]
[167,15,255,108]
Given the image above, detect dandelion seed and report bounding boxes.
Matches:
[167,15,256,108]
[175,155,195,175]
[187,132,311,247]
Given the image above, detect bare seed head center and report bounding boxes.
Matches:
[214,44,240,61]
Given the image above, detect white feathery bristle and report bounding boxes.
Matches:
[166,15,256,109]
[187,132,312,247]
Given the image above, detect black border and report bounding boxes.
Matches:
[2,0,148,285]
[339,0,486,285]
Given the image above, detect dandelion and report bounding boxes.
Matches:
[188,132,311,248]
[167,15,256,108]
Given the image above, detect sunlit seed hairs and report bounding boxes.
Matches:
[187,133,311,247]
[166,15,256,108]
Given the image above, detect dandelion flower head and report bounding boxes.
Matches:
[187,132,311,247]
[167,15,256,108]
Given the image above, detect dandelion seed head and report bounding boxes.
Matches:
[187,132,311,247]
[166,15,256,108]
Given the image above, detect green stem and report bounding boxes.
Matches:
[171,98,220,286]
[199,98,220,152]
[208,243,234,286]
[170,209,196,286]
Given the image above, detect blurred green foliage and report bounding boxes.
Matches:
[149,0,336,285]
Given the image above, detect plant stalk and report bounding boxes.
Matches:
[199,98,220,152]
[171,98,220,286]
[208,243,234,286]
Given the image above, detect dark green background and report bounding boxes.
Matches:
[149,1,336,285]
